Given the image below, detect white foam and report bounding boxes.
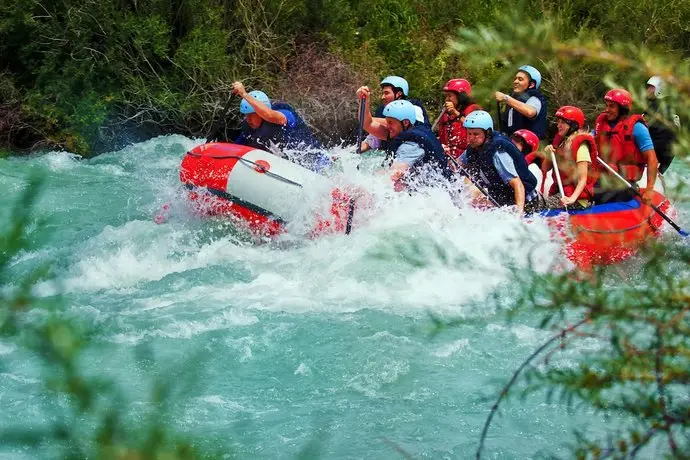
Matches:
[0,342,16,356]
[432,338,470,358]
[294,363,311,375]
[40,139,568,322]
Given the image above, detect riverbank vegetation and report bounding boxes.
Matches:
[2,0,690,155]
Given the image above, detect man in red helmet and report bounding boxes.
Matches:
[594,88,659,204]
[541,106,598,210]
[436,79,482,161]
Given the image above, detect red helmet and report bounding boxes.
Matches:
[555,105,585,130]
[512,129,539,153]
[604,89,633,109]
[443,79,472,96]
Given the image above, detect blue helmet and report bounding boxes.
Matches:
[463,110,494,131]
[240,90,271,114]
[518,65,542,89]
[380,76,409,97]
[382,100,416,124]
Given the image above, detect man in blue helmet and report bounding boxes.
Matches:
[493,65,548,139]
[458,110,540,214]
[232,81,330,172]
[357,76,431,152]
[358,92,450,189]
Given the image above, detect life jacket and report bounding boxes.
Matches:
[644,99,676,161]
[594,113,647,182]
[548,130,599,201]
[464,133,537,206]
[502,88,548,139]
[240,102,323,152]
[385,125,452,180]
[437,103,482,160]
[374,98,431,155]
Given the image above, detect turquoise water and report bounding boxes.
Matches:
[1,136,686,459]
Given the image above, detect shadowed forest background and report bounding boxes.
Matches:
[2,0,690,156]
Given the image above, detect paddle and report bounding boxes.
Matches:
[446,154,501,207]
[206,93,237,142]
[597,157,688,237]
[495,100,503,132]
[549,148,568,211]
[356,97,366,154]
[431,107,445,132]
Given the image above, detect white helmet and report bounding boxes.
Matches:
[646,76,664,98]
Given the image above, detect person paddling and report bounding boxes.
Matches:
[644,76,680,174]
[436,79,482,161]
[593,89,659,204]
[540,106,598,210]
[357,76,430,153]
[358,89,450,190]
[458,110,540,214]
[232,81,330,172]
[494,65,548,139]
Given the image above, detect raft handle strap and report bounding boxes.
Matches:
[186,152,303,188]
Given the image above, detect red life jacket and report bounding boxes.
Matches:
[437,103,482,159]
[549,131,599,201]
[594,113,647,182]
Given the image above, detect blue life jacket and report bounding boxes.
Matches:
[502,88,547,139]
[236,102,328,171]
[384,125,452,180]
[464,133,537,206]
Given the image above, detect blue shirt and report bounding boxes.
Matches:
[632,122,654,152]
[395,142,426,166]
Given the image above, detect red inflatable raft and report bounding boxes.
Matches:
[179,143,356,237]
[543,190,674,270]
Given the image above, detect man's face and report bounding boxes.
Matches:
[604,101,621,121]
[386,117,406,138]
[646,85,657,99]
[467,128,487,148]
[513,71,532,94]
[245,113,263,129]
[381,86,396,104]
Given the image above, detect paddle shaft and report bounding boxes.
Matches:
[446,154,501,207]
[549,149,568,211]
[356,97,366,154]
[495,100,503,132]
[597,157,688,237]
[431,107,445,132]
[207,93,237,142]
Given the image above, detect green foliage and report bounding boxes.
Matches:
[2,0,690,155]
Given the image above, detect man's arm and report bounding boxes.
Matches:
[508,177,526,213]
[356,87,389,139]
[233,81,287,125]
[494,92,539,119]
